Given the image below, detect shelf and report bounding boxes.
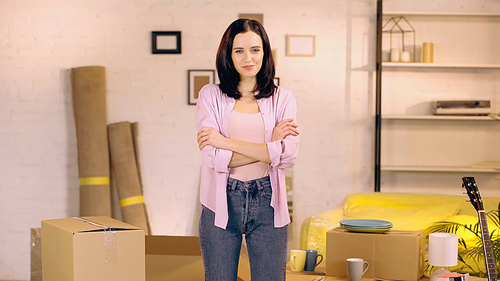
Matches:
[381,165,500,173]
[382,115,498,121]
[376,7,500,192]
[384,11,500,17]
[382,62,500,69]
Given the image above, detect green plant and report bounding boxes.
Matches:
[426,209,500,277]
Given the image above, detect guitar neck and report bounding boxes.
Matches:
[479,210,498,281]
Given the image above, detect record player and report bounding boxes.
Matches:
[432,100,491,116]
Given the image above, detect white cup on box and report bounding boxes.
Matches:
[347,258,369,281]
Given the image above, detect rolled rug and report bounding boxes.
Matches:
[70,66,111,217]
[108,121,149,234]
[130,122,151,234]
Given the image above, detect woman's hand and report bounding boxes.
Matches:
[272,118,300,142]
[197,127,228,150]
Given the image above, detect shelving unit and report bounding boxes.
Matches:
[374,1,500,193]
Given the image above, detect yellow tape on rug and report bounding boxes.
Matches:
[80,177,110,185]
[120,195,144,207]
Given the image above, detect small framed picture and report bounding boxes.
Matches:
[239,13,264,25]
[286,35,316,57]
[274,77,280,86]
[152,31,181,54]
[188,70,215,105]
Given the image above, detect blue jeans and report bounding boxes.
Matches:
[199,176,288,281]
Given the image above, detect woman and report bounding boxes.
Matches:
[195,18,300,281]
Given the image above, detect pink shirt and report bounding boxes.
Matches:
[228,111,269,181]
[195,84,300,229]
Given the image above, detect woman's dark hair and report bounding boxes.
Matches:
[216,19,276,100]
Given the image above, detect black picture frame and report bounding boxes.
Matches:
[274,77,280,86]
[152,31,181,54]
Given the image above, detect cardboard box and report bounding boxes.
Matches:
[326,228,425,281]
[285,260,326,280]
[31,227,42,281]
[42,216,145,281]
[145,235,251,281]
[287,274,326,281]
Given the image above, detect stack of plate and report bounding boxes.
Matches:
[339,219,393,233]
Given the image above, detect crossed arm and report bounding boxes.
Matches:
[197,118,299,168]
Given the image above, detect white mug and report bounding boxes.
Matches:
[347,258,369,281]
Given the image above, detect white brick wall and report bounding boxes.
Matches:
[3,0,497,279]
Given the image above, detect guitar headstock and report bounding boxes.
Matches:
[462,177,484,212]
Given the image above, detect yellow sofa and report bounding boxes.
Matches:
[300,193,499,274]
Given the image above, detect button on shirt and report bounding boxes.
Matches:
[195,84,300,229]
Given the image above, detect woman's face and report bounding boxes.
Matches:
[231,31,263,80]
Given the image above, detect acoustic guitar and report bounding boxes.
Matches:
[462,176,498,281]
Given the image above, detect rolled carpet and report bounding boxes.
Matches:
[108,121,149,234]
[130,122,151,234]
[70,66,111,217]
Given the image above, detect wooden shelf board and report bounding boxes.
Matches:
[381,165,499,172]
[382,115,497,121]
[382,62,500,69]
[384,11,500,17]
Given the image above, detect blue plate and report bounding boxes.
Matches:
[340,219,393,233]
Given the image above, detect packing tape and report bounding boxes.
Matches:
[79,177,110,185]
[72,217,117,263]
[120,195,144,207]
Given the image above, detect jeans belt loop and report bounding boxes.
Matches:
[256,178,263,191]
[231,179,238,191]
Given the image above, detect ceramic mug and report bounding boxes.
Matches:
[347,258,369,281]
[290,250,307,272]
[304,249,323,271]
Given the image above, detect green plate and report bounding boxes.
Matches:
[340,219,393,233]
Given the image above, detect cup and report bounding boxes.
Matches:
[304,250,323,271]
[290,250,307,272]
[347,258,369,281]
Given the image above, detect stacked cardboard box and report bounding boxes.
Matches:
[40,216,254,281]
[326,227,425,281]
[42,216,145,281]
[145,235,251,280]
[40,218,426,281]
[286,227,425,281]
[31,227,42,281]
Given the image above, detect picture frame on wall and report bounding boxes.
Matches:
[188,70,215,105]
[152,31,181,54]
[238,13,264,25]
[286,35,316,57]
[274,77,280,86]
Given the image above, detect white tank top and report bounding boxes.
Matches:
[228,110,270,181]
